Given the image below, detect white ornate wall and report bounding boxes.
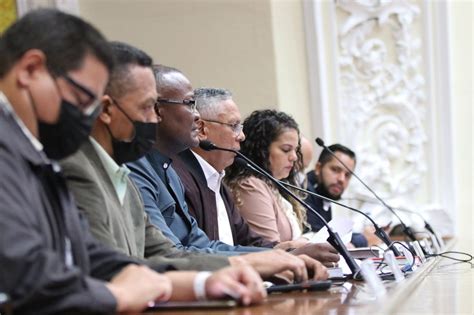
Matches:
[21,0,464,238]
[304,0,455,235]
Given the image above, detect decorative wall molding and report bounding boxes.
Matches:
[304,0,455,235]
[336,0,427,201]
[303,0,334,142]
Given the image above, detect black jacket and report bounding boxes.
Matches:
[305,171,332,232]
[0,98,171,314]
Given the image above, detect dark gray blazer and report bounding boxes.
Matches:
[60,139,229,271]
[0,103,146,314]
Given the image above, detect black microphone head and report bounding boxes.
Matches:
[315,137,325,147]
[199,140,217,151]
[233,156,248,168]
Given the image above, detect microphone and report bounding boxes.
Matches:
[343,197,443,249]
[315,138,419,243]
[199,140,363,279]
[198,140,219,151]
[395,209,442,248]
[268,178,402,256]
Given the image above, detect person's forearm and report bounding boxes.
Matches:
[165,271,198,301]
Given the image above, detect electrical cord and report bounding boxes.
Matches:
[426,251,473,265]
[387,241,416,273]
[365,243,473,280]
[369,246,382,258]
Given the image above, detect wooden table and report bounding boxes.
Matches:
[143,240,473,315]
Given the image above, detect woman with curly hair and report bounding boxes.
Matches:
[224,109,309,244]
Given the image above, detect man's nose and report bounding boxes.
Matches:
[337,172,346,183]
[237,130,245,142]
[193,109,201,121]
[148,112,159,123]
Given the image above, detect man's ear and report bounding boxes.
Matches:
[197,120,207,141]
[16,49,48,87]
[315,162,322,176]
[98,95,113,124]
[155,105,164,123]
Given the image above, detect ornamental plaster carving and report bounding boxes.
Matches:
[335,0,426,201]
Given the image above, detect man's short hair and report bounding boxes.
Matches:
[194,87,232,119]
[318,144,356,166]
[0,9,114,78]
[152,64,188,94]
[105,41,153,98]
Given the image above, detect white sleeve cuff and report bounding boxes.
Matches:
[193,271,212,301]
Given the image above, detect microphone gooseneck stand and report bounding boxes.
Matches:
[274,179,402,256]
[199,140,363,280]
[315,138,420,245]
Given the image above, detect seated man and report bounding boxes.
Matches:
[173,88,340,263]
[60,41,229,271]
[129,65,334,277]
[0,9,265,314]
[173,88,275,248]
[306,144,368,247]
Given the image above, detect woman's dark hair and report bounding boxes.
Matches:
[225,109,307,228]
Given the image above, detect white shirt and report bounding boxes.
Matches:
[90,137,130,205]
[323,200,331,212]
[192,151,234,245]
[279,195,303,240]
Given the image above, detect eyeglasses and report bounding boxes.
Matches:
[63,75,99,115]
[202,119,243,136]
[156,98,197,112]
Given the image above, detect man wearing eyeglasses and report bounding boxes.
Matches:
[172,88,341,267]
[60,41,230,272]
[0,10,172,314]
[172,88,275,248]
[0,11,269,314]
[128,65,329,283]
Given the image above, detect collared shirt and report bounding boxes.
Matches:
[323,200,331,212]
[129,151,217,253]
[90,137,130,205]
[192,151,234,245]
[128,149,266,255]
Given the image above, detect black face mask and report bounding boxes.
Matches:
[108,100,157,165]
[110,121,156,165]
[39,99,100,160]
